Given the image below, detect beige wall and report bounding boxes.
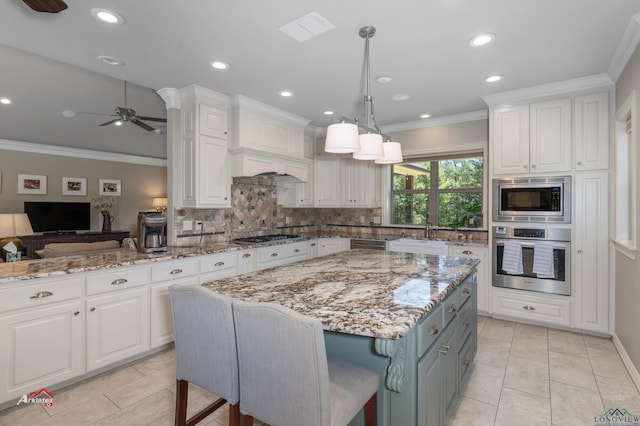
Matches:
[388,119,488,154]
[0,149,167,237]
[614,42,640,372]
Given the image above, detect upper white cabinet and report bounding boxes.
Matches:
[314,156,381,208]
[574,92,610,171]
[491,98,571,175]
[315,157,341,207]
[180,99,231,208]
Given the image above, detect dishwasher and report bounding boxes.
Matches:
[350,239,387,251]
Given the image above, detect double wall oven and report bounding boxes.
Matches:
[492,176,572,296]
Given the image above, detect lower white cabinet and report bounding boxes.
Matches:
[492,287,571,327]
[237,249,257,275]
[150,277,198,349]
[307,239,318,259]
[199,251,239,283]
[317,237,350,257]
[257,241,307,270]
[86,287,150,371]
[0,300,84,403]
[449,245,489,314]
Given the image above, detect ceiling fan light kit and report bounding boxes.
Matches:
[325,25,403,164]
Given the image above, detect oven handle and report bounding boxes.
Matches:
[493,239,570,250]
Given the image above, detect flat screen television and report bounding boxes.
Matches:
[24,202,91,233]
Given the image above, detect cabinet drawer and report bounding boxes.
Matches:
[257,242,307,269]
[457,298,474,349]
[86,267,150,296]
[458,333,474,385]
[442,288,460,327]
[417,304,443,358]
[492,288,571,326]
[459,280,473,307]
[0,277,84,313]
[151,259,199,283]
[199,252,238,274]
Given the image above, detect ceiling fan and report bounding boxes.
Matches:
[22,0,68,13]
[81,81,167,134]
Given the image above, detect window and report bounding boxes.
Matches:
[391,153,484,228]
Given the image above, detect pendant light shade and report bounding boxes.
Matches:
[325,122,360,153]
[353,133,384,160]
[375,142,404,164]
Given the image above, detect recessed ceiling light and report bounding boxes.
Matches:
[376,76,392,84]
[0,97,11,105]
[324,111,334,115]
[420,114,431,119]
[485,74,504,83]
[98,55,125,66]
[280,90,293,97]
[210,61,229,70]
[469,33,494,47]
[392,94,410,101]
[62,110,76,118]
[91,8,124,24]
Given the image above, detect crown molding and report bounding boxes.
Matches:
[481,74,614,107]
[156,88,182,109]
[608,13,640,82]
[401,141,487,158]
[381,110,488,133]
[230,94,310,127]
[0,139,167,166]
[180,84,231,107]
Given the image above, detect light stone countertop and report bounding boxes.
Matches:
[202,249,479,340]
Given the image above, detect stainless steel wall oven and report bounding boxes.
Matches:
[492,226,571,296]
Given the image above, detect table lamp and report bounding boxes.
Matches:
[152,197,168,214]
[0,213,34,261]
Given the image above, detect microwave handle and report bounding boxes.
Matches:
[494,240,568,250]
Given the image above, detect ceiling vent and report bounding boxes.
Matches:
[279,12,334,42]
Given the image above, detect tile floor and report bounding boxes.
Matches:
[0,316,639,425]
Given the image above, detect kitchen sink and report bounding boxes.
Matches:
[387,238,449,255]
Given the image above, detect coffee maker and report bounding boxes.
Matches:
[137,211,167,253]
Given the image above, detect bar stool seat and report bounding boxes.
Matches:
[232,300,379,426]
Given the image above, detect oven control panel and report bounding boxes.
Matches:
[513,228,546,238]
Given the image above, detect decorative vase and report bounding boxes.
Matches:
[102,212,112,233]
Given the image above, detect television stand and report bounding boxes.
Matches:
[43,231,78,235]
[19,231,130,259]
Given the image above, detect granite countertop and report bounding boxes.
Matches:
[202,249,479,340]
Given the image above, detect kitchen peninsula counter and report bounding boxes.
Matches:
[203,249,478,339]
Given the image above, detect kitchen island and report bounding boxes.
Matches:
[203,249,479,426]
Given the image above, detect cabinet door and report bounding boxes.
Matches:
[530,98,572,173]
[573,172,609,333]
[317,238,348,257]
[418,343,442,426]
[449,246,489,314]
[0,301,83,403]
[86,288,150,371]
[150,277,198,349]
[441,322,458,415]
[237,249,257,275]
[315,158,340,207]
[574,92,610,171]
[199,104,228,139]
[181,105,197,207]
[198,135,230,207]
[340,159,377,207]
[492,105,530,175]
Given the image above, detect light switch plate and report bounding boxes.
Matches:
[182,220,193,231]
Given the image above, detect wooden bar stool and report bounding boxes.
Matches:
[233,300,379,426]
[169,286,241,426]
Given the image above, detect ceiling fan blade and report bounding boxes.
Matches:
[131,118,156,132]
[99,118,121,127]
[78,111,117,117]
[136,116,167,123]
[22,0,67,13]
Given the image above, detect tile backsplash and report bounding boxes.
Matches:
[173,175,487,246]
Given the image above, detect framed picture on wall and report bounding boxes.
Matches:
[17,174,47,195]
[99,179,121,196]
[62,177,87,196]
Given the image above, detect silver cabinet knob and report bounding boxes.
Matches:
[30,291,53,299]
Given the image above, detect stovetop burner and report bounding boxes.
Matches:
[232,234,302,245]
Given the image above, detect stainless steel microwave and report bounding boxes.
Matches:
[492,176,571,223]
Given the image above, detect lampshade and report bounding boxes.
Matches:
[152,198,168,209]
[0,213,34,238]
[353,133,384,160]
[325,122,360,153]
[375,142,404,164]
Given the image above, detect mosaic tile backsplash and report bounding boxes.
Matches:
[173,175,487,246]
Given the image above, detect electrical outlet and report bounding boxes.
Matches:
[182,220,193,231]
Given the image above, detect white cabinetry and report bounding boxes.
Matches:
[315,157,340,207]
[257,241,308,270]
[340,158,380,207]
[449,245,489,314]
[85,267,150,371]
[573,172,609,333]
[492,287,571,327]
[199,251,239,283]
[574,92,610,171]
[317,238,350,257]
[492,99,571,175]
[180,101,231,208]
[237,249,257,275]
[0,277,84,403]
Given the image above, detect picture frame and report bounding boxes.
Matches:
[99,179,121,196]
[62,177,87,196]
[17,174,47,195]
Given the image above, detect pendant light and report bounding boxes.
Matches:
[325,26,403,163]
